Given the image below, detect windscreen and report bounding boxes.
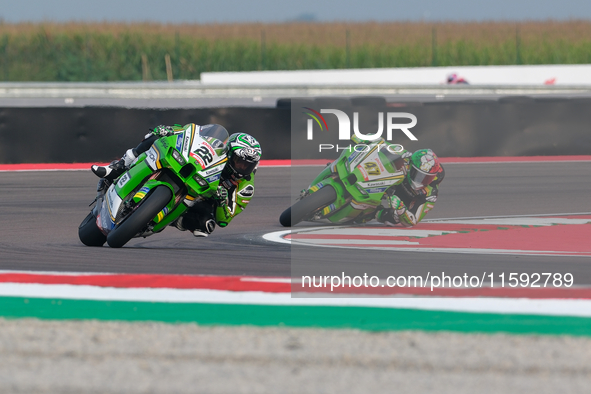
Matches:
[199,124,229,146]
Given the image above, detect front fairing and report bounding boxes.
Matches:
[166,127,228,195]
[95,191,115,234]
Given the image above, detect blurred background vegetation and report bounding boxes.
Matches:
[0,21,590,81]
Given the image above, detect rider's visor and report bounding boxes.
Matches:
[409,165,437,190]
[231,155,257,176]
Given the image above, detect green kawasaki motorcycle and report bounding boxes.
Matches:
[280,140,406,227]
[79,125,229,248]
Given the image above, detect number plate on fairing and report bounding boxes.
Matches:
[355,150,404,190]
[189,135,227,175]
[190,142,216,168]
[117,171,130,188]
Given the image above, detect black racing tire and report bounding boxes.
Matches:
[279,186,337,227]
[106,186,172,248]
[78,212,107,247]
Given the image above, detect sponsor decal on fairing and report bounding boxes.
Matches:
[206,174,221,183]
[198,163,225,178]
[365,187,388,194]
[145,146,160,170]
[181,128,193,161]
[175,134,183,151]
[106,186,123,221]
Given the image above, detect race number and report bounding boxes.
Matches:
[363,162,381,176]
[192,146,214,166]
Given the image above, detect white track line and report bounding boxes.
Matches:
[264,214,591,257]
[1,283,591,317]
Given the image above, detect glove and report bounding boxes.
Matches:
[152,125,175,137]
[387,195,406,215]
[376,195,407,227]
[214,186,228,205]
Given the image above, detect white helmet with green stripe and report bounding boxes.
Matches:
[224,133,262,180]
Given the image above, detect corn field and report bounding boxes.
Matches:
[0,21,590,81]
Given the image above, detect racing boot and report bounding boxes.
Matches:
[172,214,215,237]
[91,149,137,181]
[175,203,216,238]
[192,219,216,238]
[172,216,187,232]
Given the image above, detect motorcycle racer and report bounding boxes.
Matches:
[351,135,445,228]
[91,123,262,237]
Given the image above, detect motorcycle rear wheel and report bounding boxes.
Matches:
[107,186,172,248]
[279,186,337,227]
[78,212,107,247]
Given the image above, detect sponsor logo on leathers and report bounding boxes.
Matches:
[238,185,255,197]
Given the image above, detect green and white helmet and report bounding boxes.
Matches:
[224,133,262,179]
[407,149,441,190]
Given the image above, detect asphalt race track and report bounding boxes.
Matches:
[0,162,590,284]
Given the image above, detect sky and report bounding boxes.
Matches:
[0,0,590,23]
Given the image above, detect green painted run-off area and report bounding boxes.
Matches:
[1,297,590,336]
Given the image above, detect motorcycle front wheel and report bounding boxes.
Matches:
[279,185,337,227]
[78,212,107,247]
[107,186,172,248]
